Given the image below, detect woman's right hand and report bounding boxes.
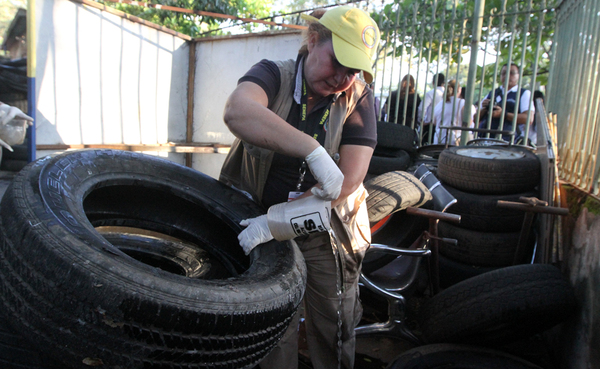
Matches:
[305,146,344,201]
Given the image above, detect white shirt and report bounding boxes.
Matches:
[418,86,445,124]
[432,96,476,145]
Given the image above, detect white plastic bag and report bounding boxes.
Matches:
[0,120,28,146]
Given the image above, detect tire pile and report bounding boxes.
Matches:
[359,147,578,369]
[434,145,542,287]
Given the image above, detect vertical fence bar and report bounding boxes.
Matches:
[413,3,426,135]
[445,2,459,145]
[423,0,437,145]
[433,4,447,144]
[483,0,508,138]
[574,0,598,188]
[407,5,420,130]
[512,0,532,145]
[462,0,485,145]
[384,8,401,122]
[555,4,576,179]
[448,8,467,146]
[496,1,518,140]
[400,13,413,127]
[566,1,589,184]
[523,1,545,146]
[474,11,495,130]
[584,0,600,194]
[392,14,407,124]
[375,7,388,121]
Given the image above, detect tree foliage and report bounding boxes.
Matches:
[373,0,558,90]
[100,0,273,37]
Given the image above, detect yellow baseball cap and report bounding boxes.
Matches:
[303,6,380,83]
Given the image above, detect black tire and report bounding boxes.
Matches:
[2,143,27,161]
[410,145,450,174]
[444,184,538,232]
[0,149,306,369]
[362,171,432,273]
[386,343,543,369]
[438,253,500,289]
[0,312,64,369]
[437,146,540,194]
[437,221,534,267]
[420,264,577,345]
[368,151,411,175]
[373,146,409,158]
[376,121,417,153]
[415,144,450,161]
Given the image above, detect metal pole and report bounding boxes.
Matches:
[27,0,36,162]
[461,0,485,146]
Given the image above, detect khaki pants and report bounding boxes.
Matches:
[259,232,363,369]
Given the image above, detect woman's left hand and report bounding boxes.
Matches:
[0,104,33,126]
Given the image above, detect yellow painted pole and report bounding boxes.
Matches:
[26,0,36,162]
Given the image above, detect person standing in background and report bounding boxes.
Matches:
[383,74,421,128]
[417,73,445,144]
[432,80,475,145]
[477,63,534,142]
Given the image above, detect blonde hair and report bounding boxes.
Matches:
[299,10,332,56]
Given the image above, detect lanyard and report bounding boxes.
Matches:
[295,77,332,191]
[300,78,331,142]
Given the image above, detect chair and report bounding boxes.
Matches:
[356,164,460,344]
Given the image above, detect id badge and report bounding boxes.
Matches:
[288,191,304,202]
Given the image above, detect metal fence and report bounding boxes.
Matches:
[546,0,600,198]
[370,0,557,147]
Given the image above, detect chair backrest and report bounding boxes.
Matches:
[414,164,457,212]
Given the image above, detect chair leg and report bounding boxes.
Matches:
[355,298,422,345]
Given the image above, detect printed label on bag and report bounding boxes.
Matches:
[290,212,327,236]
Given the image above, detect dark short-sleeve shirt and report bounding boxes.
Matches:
[238,58,377,208]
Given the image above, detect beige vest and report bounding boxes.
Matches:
[219,59,371,258]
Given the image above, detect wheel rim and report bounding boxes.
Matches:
[455,147,526,160]
[466,138,509,146]
[96,226,232,279]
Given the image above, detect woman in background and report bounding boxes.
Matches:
[432,80,475,145]
[383,74,421,127]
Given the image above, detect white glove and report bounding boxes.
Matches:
[0,104,33,126]
[305,146,344,201]
[238,215,274,255]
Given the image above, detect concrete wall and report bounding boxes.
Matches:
[558,187,600,369]
[35,0,189,163]
[34,0,302,178]
[189,31,302,177]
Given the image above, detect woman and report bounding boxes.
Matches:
[432,79,475,145]
[384,74,421,127]
[219,6,379,369]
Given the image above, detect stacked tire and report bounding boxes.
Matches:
[435,146,541,287]
[367,122,417,178]
[0,149,306,369]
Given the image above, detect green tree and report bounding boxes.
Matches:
[100,0,273,37]
[374,0,557,89]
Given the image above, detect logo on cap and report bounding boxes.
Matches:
[362,26,377,49]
